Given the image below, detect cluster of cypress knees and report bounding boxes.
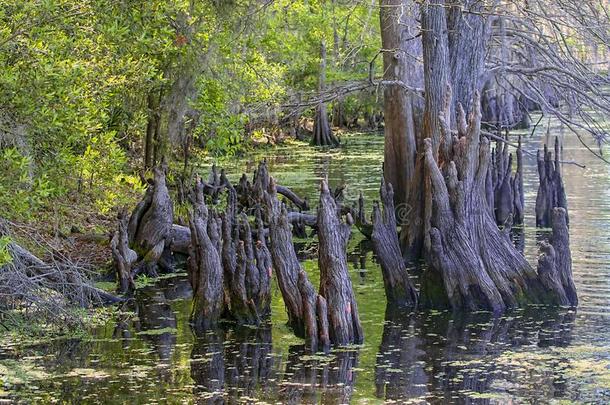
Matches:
[112,112,576,353]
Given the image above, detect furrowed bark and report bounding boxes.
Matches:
[187,179,223,329]
[537,207,577,306]
[264,178,305,335]
[371,179,418,308]
[536,138,568,227]
[110,209,136,294]
[317,179,363,345]
[421,91,544,313]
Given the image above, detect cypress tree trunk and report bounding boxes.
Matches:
[312,41,340,147]
[128,166,174,276]
[379,0,421,209]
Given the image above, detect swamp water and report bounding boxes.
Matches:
[2,122,610,404]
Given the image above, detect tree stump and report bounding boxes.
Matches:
[110,209,136,294]
[371,179,418,308]
[264,178,306,335]
[317,179,363,345]
[187,178,223,329]
[536,138,568,228]
[128,166,174,276]
[537,207,577,306]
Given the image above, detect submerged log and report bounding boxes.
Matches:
[536,138,568,228]
[421,91,544,313]
[317,180,363,345]
[187,179,223,329]
[371,179,418,308]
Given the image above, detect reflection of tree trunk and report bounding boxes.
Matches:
[190,329,225,404]
[224,327,275,401]
[135,287,177,362]
[375,308,428,401]
[280,345,359,404]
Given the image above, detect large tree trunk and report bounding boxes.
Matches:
[379,0,421,209]
[447,0,489,117]
[401,0,451,259]
[420,92,544,313]
[128,166,174,276]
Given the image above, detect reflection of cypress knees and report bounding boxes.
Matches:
[536,138,568,228]
[537,207,577,306]
[371,179,418,308]
[421,91,543,313]
[318,180,363,346]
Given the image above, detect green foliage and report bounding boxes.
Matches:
[0,236,12,266]
[0,0,381,222]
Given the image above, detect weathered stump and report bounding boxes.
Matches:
[110,209,136,294]
[187,179,223,329]
[371,179,418,308]
[128,167,174,275]
[537,207,577,306]
[264,178,306,335]
[317,180,363,345]
[491,135,524,227]
[536,138,568,228]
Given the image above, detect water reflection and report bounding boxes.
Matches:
[279,346,359,404]
[375,307,577,403]
[190,325,360,404]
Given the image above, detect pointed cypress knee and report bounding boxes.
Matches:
[317,179,363,345]
[371,179,418,308]
[187,178,223,329]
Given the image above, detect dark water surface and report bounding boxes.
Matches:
[2,122,610,404]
